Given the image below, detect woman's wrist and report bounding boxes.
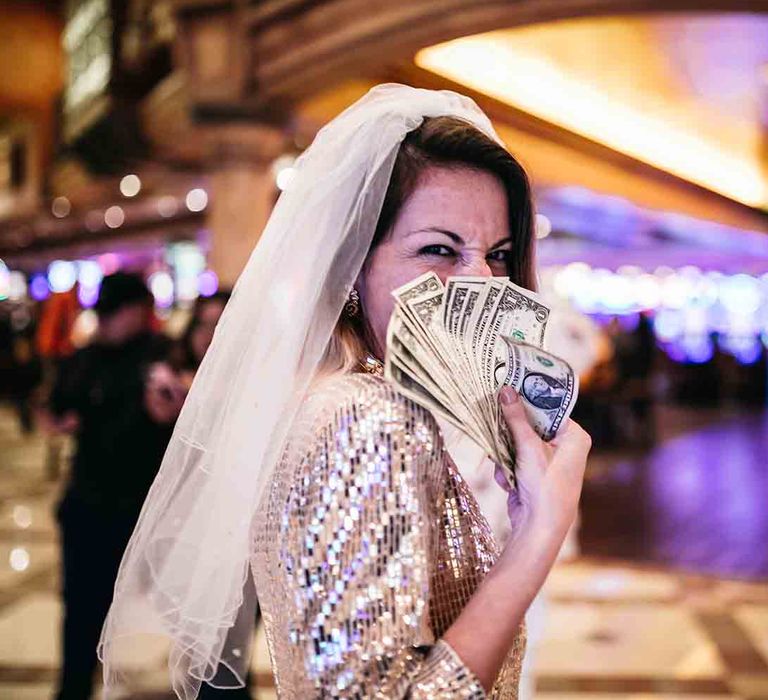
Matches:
[498,511,569,575]
[443,520,559,691]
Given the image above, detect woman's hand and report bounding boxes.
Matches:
[496,386,591,555]
[39,409,80,435]
[144,363,187,425]
[443,388,590,690]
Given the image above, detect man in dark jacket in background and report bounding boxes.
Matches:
[47,272,186,700]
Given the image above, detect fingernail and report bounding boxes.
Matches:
[499,387,517,405]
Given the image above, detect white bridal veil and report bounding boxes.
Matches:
[98,83,504,698]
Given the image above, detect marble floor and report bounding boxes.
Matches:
[0,403,766,700]
[579,405,768,579]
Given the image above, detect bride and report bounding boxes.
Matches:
[99,83,591,699]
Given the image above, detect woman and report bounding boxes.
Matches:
[171,291,232,382]
[100,84,590,699]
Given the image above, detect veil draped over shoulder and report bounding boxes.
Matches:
[98,83,504,699]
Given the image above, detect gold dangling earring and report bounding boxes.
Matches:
[344,288,360,318]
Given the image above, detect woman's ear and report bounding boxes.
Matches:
[353,269,367,304]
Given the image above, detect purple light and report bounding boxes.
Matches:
[198,270,218,297]
[617,313,640,333]
[590,313,614,327]
[662,335,714,364]
[681,335,714,364]
[720,335,763,365]
[78,284,100,308]
[734,345,762,365]
[98,253,120,275]
[663,342,688,363]
[30,275,50,301]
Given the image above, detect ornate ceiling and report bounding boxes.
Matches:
[417,13,768,208]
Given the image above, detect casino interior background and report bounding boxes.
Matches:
[1,1,768,698]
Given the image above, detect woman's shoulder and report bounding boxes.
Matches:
[279,372,445,478]
[303,371,438,430]
[269,371,446,519]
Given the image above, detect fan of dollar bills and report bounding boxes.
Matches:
[384,272,578,482]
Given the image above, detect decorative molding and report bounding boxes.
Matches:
[173,0,768,109]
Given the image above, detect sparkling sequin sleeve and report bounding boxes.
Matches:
[259,377,487,698]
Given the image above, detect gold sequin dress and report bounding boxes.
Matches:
[252,373,526,698]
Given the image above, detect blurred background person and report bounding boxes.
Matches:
[171,290,231,386]
[44,272,186,700]
[0,304,41,434]
[34,287,80,479]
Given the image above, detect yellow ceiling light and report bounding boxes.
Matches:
[416,36,768,208]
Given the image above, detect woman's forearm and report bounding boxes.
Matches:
[442,525,563,692]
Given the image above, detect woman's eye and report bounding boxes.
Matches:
[487,249,512,263]
[419,244,456,257]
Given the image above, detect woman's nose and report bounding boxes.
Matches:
[462,256,493,278]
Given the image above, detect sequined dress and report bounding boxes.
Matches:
[251,373,526,698]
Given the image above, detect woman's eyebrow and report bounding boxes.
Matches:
[489,236,513,250]
[408,226,465,244]
[408,228,512,250]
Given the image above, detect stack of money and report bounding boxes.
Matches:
[384,272,578,484]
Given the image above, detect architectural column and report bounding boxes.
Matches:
[204,123,287,287]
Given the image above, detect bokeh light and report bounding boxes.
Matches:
[272,154,297,191]
[120,174,141,197]
[47,260,77,293]
[535,213,552,239]
[9,547,29,572]
[635,274,662,310]
[78,260,103,288]
[30,275,50,301]
[148,271,174,307]
[198,269,219,297]
[719,334,763,364]
[51,196,71,218]
[98,253,120,275]
[157,196,179,218]
[653,309,683,341]
[104,205,125,229]
[185,188,208,212]
[9,271,27,301]
[85,210,103,232]
[78,284,100,308]
[719,274,761,315]
[680,335,714,364]
[543,262,767,364]
[12,505,32,529]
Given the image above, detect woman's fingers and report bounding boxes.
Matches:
[494,396,592,544]
[499,387,541,464]
[551,420,592,464]
[549,418,577,446]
